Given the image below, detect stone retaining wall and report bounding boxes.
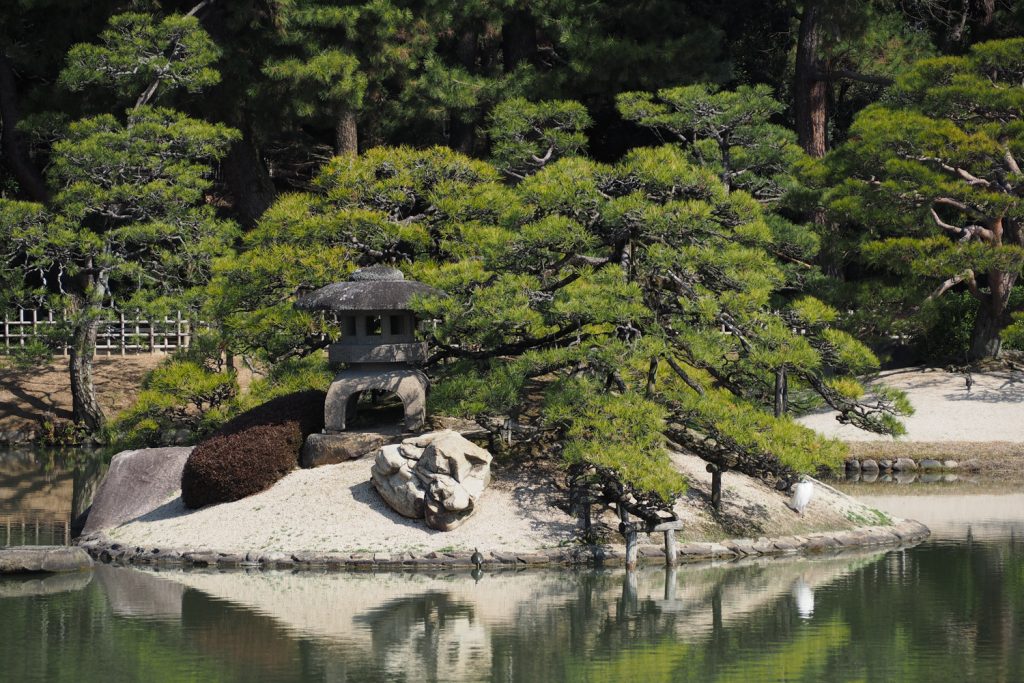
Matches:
[75,519,930,571]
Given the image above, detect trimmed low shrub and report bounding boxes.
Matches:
[180,390,325,509]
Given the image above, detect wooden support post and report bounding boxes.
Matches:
[707,463,725,511]
[619,505,638,570]
[664,530,678,566]
[579,499,592,535]
[649,520,683,566]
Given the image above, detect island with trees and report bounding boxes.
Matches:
[0,0,1020,564]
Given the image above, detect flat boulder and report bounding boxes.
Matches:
[82,447,192,535]
[371,430,493,531]
[302,428,402,468]
[0,546,93,574]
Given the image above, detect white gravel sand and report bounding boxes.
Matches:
[107,448,898,556]
[798,368,1024,442]
[109,459,576,556]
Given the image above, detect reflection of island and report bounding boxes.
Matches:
[859,493,1024,540]
[98,549,886,682]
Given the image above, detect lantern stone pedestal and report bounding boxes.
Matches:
[295,266,443,467]
[324,365,429,432]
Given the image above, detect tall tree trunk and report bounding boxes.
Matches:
[0,52,48,202]
[69,315,105,431]
[335,108,358,156]
[969,271,1015,360]
[221,129,275,227]
[449,29,478,155]
[774,366,788,417]
[502,8,537,72]
[794,1,828,158]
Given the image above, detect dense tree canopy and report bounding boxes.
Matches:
[822,38,1024,360]
[205,141,908,515]
[1,1,1021,511]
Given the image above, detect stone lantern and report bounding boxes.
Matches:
[296,265,442,435]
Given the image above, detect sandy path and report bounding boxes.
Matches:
[798,368,1024,442]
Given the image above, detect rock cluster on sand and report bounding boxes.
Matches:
[370,430,492,531]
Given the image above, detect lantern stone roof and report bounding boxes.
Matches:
[295,266,442,312]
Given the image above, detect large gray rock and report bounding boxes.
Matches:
[0,546,93,574]
[370,430,492,531]
[370,443,428,518]
[82,447,192,535]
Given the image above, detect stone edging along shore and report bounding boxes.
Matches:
[74,518,930,571]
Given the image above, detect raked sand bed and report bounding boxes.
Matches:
[798,368,1024,443]
[99,448,919,561]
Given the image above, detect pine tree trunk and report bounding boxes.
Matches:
[69,315,105,431]
[222,129,275,227]
[969,271,1015,360]
[335,109,358,156]
[449,29,478,155]
[774,366,788,417]
[794,1,828,158]
[970,305,1004,360]
[0,52,48,202]
[502,9,537,72]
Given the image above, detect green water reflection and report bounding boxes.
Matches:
[1,533,1021,682]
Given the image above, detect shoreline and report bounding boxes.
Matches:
[74,518,930,571]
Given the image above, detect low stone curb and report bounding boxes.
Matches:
[0,545,94,574]
[74,519,929,571]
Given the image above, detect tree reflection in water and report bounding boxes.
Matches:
[0,536,1022,682]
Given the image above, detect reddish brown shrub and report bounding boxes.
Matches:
[181,390,325,509]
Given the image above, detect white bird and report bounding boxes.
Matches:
[787,478,814,516]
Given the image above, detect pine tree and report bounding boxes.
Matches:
[211,140,908,516]
[822,39,1024,360]
[0,9,237,431]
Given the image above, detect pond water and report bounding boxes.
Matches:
[1,451,1022,682]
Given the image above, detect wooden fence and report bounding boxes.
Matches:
[0,513,71,546]
[1,309,194,356]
